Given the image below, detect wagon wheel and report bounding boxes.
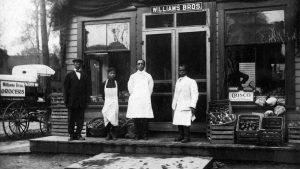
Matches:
[2,101,30,139]
[39,110,51,135]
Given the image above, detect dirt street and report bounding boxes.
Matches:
[0,153,300,169]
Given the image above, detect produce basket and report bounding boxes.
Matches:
[236,113,263,145]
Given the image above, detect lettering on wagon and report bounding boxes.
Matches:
[0,81,25,97]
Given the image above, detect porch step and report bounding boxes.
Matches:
[65,153,213,169]
[30,136,300,164]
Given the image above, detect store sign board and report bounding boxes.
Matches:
[229,91,254,102]
[0,81,25,97]
[151,2,203,13]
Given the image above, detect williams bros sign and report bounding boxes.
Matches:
[151,2,203,13]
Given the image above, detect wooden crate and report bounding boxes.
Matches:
[260,129,284,145]
[207,99,233,139]
[50,93,65,106]
[288,127,300,143]
[236,113,262,145]
[260,117,284,145]
[209,124,235,144]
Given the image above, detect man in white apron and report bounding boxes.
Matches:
[101,67,119,140]
[126,59,154,140]
[172,64,198,143]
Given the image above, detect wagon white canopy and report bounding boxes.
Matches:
[12,64,55,78]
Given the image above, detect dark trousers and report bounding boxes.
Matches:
[134,118,148,138]
[177,125,190,140]
[68,108,85,137]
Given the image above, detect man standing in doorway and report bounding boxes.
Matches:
[126,59,154,140]
[64,58,90,141]
[172,64,199,143]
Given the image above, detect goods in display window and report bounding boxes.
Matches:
[208,100,236,144]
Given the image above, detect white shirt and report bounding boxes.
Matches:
[74,69,81,80]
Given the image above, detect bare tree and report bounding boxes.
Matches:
[33,0,40,53]
[40,0,49,65]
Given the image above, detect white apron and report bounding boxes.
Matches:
[126,73,154,118]
[101,80,119,126]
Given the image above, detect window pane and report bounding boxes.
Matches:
[226,43,285,97]
[146,34,172,80]
[145,14,174,28]
[177,12,206,26]
[107,23,130,50]
[255,10,284,43]
[226,12,256,44]
[226,10,285,45]
[179,31,206,79]
[85,24,106,51]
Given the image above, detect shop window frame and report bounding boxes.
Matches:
[220,5,295,107]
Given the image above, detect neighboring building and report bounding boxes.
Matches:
[53,0,300,132]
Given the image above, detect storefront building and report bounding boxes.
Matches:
[57,0,300,133]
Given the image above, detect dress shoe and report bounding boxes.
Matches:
[142,135,148,140]
[76,135,85,140]
[174,137,184,142]
[181,138,190,143]
[106,133,112,140]
[134,135,141,140]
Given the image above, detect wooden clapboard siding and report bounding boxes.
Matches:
[295,57,300,106]
[65,16,79,68]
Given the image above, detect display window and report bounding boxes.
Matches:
[225,10,285,101]
[83,21,131,103]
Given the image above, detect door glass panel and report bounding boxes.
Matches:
[146,33,172,122]
[177,12,206,26]
[179,31,207,122]
[146,34,172,81]
[179,31,206,79]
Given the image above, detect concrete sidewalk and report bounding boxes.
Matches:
[66,153,213,169]
[0,140,30,154]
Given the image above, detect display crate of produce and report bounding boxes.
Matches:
[260,117,284,145]
[236,113,263,144]
[288,121,300,144]
[207,100,236,144]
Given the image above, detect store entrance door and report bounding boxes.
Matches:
[143,27,210,132]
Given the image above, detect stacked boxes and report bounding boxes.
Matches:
[260,117,284,145]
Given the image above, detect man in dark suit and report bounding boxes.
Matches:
[64,58,90,141]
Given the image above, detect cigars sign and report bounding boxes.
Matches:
[0,81,25,97]
[151,2,203,13]
[229,91,254,102]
